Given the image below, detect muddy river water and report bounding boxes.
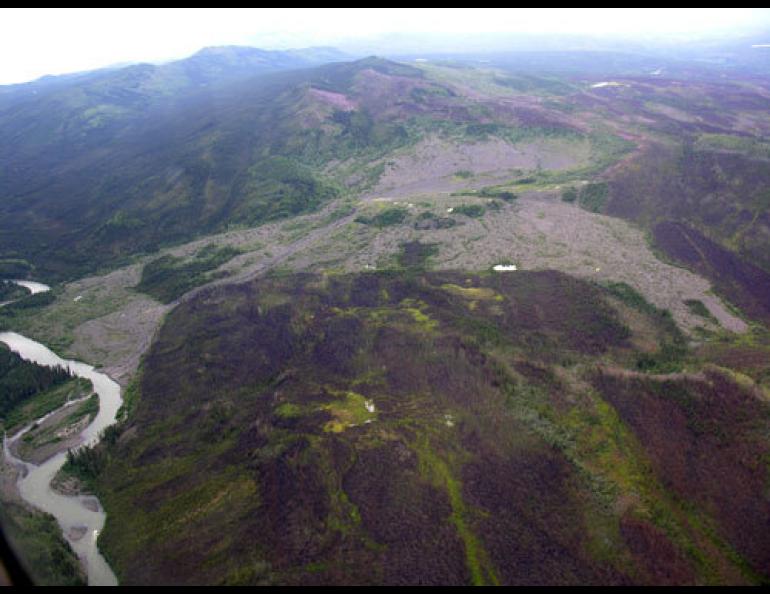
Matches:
[1,281,120,585]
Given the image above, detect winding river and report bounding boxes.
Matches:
[1,281,120,586]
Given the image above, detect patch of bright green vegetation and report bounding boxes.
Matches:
[68,392,98,421]
[274,402,303,419]
[452,203,485,218]
[221,558,274,586]
[102,210,144,234]
[452,315,508,349]
[587,131,635,167]
[561,186,578,203]
[578,182,609,213]
[442,283,504,302]
[602,281,687,373]
[95,447,258,582]
[604,281,660,314]
[322,389,376,433]
[116,372,141,422]
[561,392,654,502]
[136,244,241,304]
[495,362,732,580]
[355,206,409,228]
[684,299,718,324]
[0,501,85,585]
[604,281,681,335]
[399,298,439,332]
[413,435,500,586]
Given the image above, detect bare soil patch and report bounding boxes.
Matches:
[365,135,586,199]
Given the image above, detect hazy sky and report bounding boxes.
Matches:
[2,8,769,84]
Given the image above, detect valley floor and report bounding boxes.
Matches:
[7,184,746,389]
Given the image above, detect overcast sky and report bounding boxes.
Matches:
[1,8,769,85]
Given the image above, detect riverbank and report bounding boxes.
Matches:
[1,281,121,585]
[0,454,85,585]
[8,393,99,466]
[0,331,121,585]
